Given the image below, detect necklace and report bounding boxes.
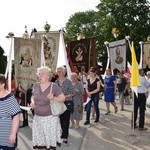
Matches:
[90,77,96,84]
[40,82,50,92]
[59,78,66,86]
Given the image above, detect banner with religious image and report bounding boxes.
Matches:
[109,39,126,72]
[142,42,150,69]
[68,38,91,73]
[34,31,60,72]
[14,37,41,90]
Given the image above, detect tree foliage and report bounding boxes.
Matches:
[65,0,150,72]
[0,46,7,74]
[65,10,98,41]
[96,0,150,66]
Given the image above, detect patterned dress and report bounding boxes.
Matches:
[32,82,62,149]
[55,78,75,139]
[70,81,84,120]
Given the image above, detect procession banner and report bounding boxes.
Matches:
[109,39,126,72]
[34,31,60,72]
[68,38,91,73]
[14,37,41,90]
[142,42,150,69]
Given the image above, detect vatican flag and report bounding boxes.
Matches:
[130,42,141,96]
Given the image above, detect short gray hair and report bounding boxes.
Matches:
[147,71,150,75]
[57,66,66,74]
[71,72,78,78]
[37,66,52,77]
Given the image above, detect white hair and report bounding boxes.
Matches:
[57,66,66,74]
[147,71,150,75]
[37,66,52,77]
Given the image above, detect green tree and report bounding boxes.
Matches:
[65,10,98,41]
[96,0,150,69]
[0,46,7,74]
[65,11,100,68]
[65,0,150,72]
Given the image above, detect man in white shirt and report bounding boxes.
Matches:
[132,69,150,131]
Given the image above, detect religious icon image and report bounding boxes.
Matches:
[142,43,150,69]
[44,43,52,60]
[81,65,85,73]
[115,47,123,64]
[75,47,83,61]
[20,47,32,67]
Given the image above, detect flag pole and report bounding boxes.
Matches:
[91,37,97,69]
[5,33,14,93]
[41,35,47,67]
[130,42,141,136]
[139,41,143,69]
[131,91,135,135]
[104,41,110,78]
[60,28,72,79]
[125,35,132,51]
[125,36,135,135]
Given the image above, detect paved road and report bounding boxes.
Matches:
[17,98,150,150]
[17,109,86,150]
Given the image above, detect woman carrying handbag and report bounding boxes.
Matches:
[55,66,75,144]
[30,66,65,150]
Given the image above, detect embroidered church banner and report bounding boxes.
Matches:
[14,37,41,90]
[109,39,126,72]
[34,31,60,72]
[142,42,150,69]
[68,38,91,73]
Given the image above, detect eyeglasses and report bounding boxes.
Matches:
[57,71,62,73]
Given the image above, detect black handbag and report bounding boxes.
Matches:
[64,100,74,113]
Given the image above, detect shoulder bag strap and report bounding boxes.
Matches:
[50,82,53,94]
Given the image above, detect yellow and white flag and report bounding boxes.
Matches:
[130,42,141,96]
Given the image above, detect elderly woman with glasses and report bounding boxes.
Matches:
[55,66,75,144]
[30,66,65,150]
[70,72,84,130]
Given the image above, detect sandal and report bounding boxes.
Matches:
[115,106,118,113]
[105,111,110,115]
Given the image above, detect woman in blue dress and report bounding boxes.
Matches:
[104,69,118,115]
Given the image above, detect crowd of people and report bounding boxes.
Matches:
[1,65,150,150]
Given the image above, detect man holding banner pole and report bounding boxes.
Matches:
[132,69,149,131]
[130,42,149,134]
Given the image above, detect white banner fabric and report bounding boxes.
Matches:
[14,38,41,90]
[142,42,150,69]
[109,39,126,72]
[34,31,60,72]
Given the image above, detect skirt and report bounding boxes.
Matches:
[32,115,61,149]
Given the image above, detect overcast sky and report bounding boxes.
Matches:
[0,0,99,53]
